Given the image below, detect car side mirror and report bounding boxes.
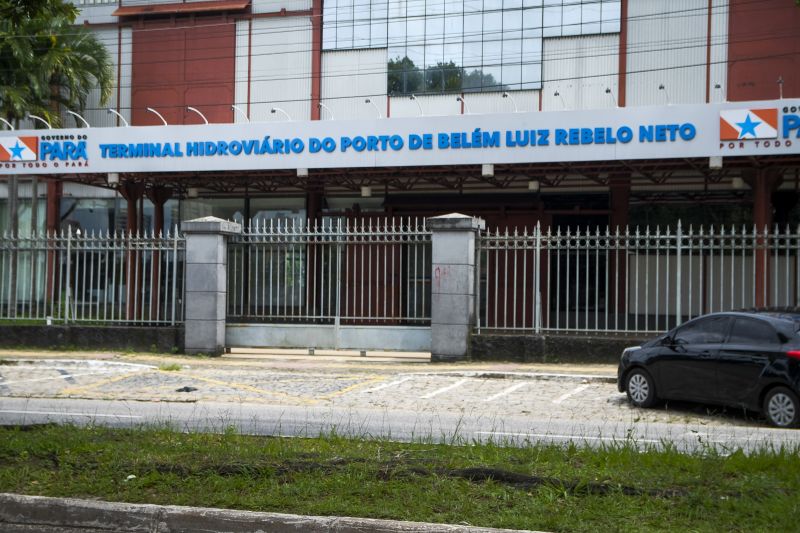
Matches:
[661,336,673,346]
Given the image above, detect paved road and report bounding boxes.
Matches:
[0,350,798,453]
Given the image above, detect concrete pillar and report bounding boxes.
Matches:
[428,213,485,362]
[182,216,241,356]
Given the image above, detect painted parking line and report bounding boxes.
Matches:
[364,376,414,393]
[0,410,142,419]
[552,384,591,404]
[421,378,468,399]
[483,382,528,402]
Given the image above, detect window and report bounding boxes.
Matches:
[673,316,730,345]
[727,318,780,346]
[324,0,621,93]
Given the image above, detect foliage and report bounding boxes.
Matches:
[2,424,800,532]
[0,0,113,126]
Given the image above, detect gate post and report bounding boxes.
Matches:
[182,216,242,356]
[428,213,485,362]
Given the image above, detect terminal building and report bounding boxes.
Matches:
[1,0,799,238]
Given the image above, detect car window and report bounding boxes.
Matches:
[727,317,780,346]
[673,316,730,344]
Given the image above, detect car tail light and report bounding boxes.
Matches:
[786,350,800,360]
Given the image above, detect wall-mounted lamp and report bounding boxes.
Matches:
[732,176,746,189]
[271,107,292,121]
[107,172,119,186]
[360,186,372,198]
[146,107,168,126]
[297,168,309,178]
[107,108,129,127]
[187,106,209,125]
[482,163,494,178]
[0,118,14,130]
[778,76,784,100]
[67,110,90,128]
[709,156,723,170]
[409,94,424,116]
[365,98,382,119]
[658,84,670,105]
[317,102,334,120]
[231,105,250,123]
[187,187,199,198]
[502,92,518,113]
[27,114,52,129]
[456,95,471,115]
[605,87,617,107]
[528,180,540,193]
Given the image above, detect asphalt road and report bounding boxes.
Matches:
[1,351,799,454]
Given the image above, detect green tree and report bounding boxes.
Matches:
[0,0,113,126]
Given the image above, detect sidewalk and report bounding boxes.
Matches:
[0,347,619,379]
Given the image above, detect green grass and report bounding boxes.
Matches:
[0,424,798,532]
[157,363,182,371]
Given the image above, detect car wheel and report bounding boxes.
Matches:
[763,387,800,428]
[625,368,658,408]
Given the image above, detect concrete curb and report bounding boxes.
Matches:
[0,493,543,533]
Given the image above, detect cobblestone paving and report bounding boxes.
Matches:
[0,356,761,427]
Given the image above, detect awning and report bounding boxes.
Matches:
[112,0,250,17]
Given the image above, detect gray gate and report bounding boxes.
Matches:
[226,217,432,351]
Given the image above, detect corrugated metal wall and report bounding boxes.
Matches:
[234,20,251,123]
[247,18,312,122]
[461,91,540,114]
[389,93,461,117]
[252,0,312,13]
[321,49,387,120]
[626,0,708,106]
[542,34,619,111]
[118,28,133,126]
[709,0,728,103]
[74,2,117,24]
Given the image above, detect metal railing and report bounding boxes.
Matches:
[228,217,432,325]
[476,222,800,335]
[0,229,185,325]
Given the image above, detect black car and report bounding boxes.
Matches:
[617,311,800,428]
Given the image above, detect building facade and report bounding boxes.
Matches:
[1,0,800,236]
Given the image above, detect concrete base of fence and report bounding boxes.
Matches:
[470,333,649,364]
[0,325,184,353]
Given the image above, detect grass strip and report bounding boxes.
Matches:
[0,424,798,532]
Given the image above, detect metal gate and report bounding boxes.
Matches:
[226,217,432,351]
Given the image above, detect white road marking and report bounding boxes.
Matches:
[0,410,141,419]
[476,431,661,444]
[483,382,528,402]
[421,378,468,399]
[364,376,413,393]
[552,384,591,404]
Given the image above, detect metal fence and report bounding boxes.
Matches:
[228,217,432,325]
[476,223,800,335]
[0,229,185,325]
